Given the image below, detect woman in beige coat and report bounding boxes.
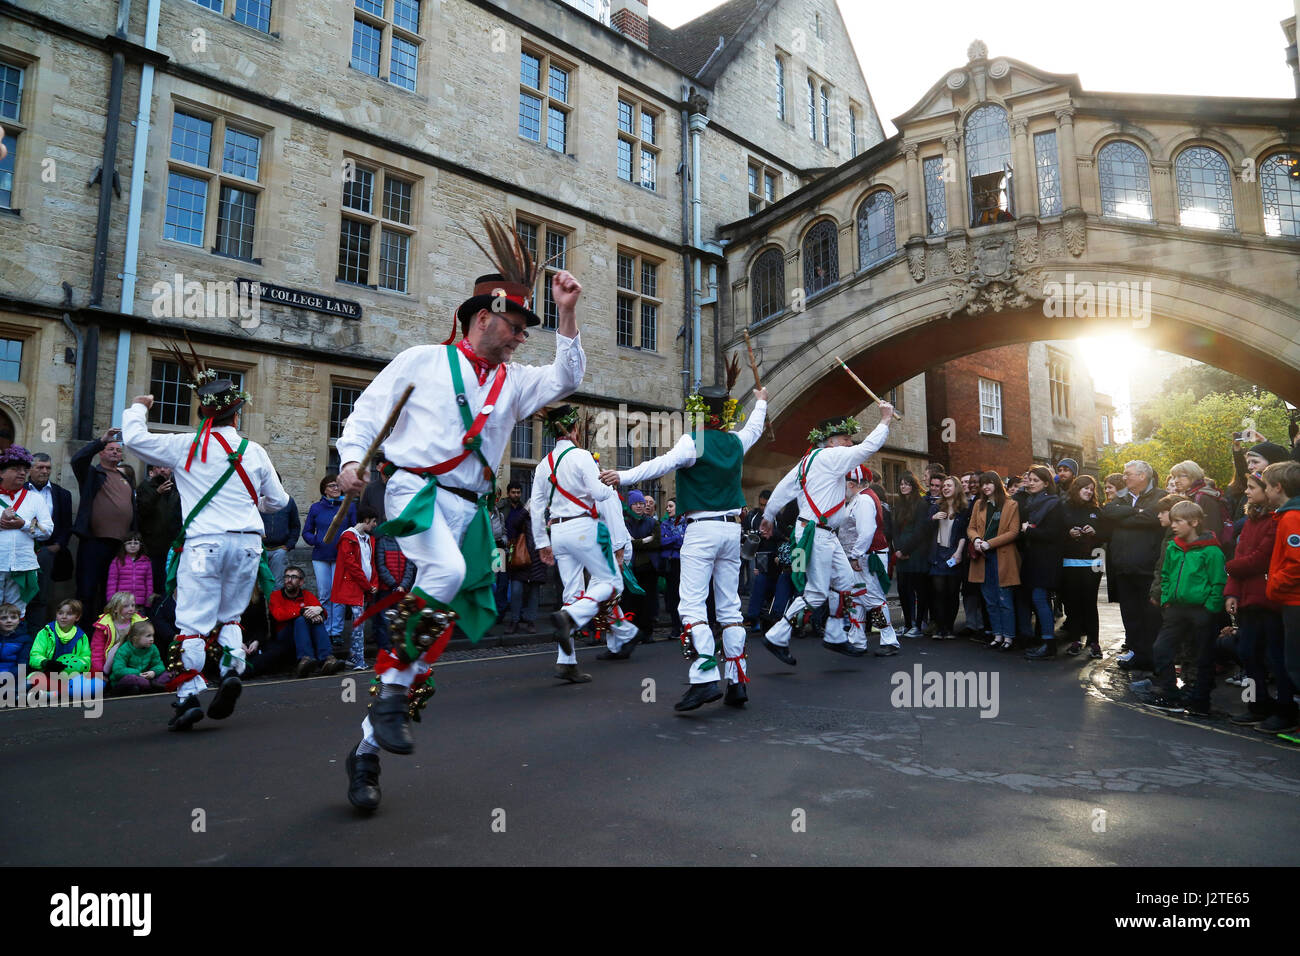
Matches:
[967,471,1021,649]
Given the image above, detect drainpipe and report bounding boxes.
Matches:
[679,85,692,403]
[60,283,84,436]
[80,0,132,438]
[688,110,710,391]
[113,0,161,426]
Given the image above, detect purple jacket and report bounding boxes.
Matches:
[105,554,154,607]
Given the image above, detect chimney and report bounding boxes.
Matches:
[612,0,650,47]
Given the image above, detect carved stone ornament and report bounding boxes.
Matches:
[1017,229,1039,264]
[973,236,1013,281]
[946,71,968,90]
[989,58,1010,79]
[967,39,988,61]
[946,237,969,275]
[907,242,926,282]
[1063,214,1086,257]
[945,266,1047,319]
[1041,227,1066,259]
[926,246,951,279]
[0,395,26,416]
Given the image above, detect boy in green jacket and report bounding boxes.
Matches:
[28,598,104,697]
[1140,501,1226,715]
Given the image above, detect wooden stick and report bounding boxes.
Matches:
[742,330,777,442]
[324,383,415,544]
[832,356,903,420]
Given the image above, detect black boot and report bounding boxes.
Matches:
[822,639,866,658]
[597,636,637,660]
[1024,641,1057,661]
[206,675,243,719]
[724,682,748,708]
[346,745,381,811]
[167,695,204,732]
[762,637,797,666]
[369,694,415,754]
[551,610,575,656]
[554,663,592,683]
[674,681,723,711]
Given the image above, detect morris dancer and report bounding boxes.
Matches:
[839,465,899,657]
[760,405,894,666]
[603,363,767,711]
[532,404,637,684]
[337,216,585,811]
[122,353,288,731]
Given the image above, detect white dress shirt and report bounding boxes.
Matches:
[764,422,891,531]
[121,403,289,535]
[615,401,767,519]
[337,334,586,496]
[530,438,627,550]
[0,485,52,571]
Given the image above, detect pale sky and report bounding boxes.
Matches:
[652,0,1298,135]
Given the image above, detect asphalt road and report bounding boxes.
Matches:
[4,601,1298,866]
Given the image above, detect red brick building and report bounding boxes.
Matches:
[925,344,1033,479]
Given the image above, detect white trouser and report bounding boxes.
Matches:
[551,517,635,664]
[845,549,897,649]
[678,518,747,685]
[765,525,861,648]
[0,571,27,617]
[173,532,263,699]
[361,474,477,747]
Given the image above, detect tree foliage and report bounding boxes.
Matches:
[1100,391,1290,487]
[1132,366,1261,438]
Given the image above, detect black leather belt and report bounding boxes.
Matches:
[383,461,482,505]
[547,513,593,527]
[798,517,836,533]
[686,514,741,524]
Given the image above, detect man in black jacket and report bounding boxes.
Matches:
[71,429,137,624]
[26,452,73,629]
[137,464,183,606]
[1101,459,1165,671]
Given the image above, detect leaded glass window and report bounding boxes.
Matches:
[750,248,785,323]
[802,220,838,295]
[1176,146,1235,231]
[1034,130,1061,216]
[857,191,896,268]
[1098,141,1153,221]
[1261,152,1300,238]
[964,104,1012,220]
[923,156,947,235]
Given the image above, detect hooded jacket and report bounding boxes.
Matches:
[108,640,167,684]
[29,623,92,673]
[1160,532,1226,611]
[1224,510,1281,611]
[1265,496,1300,606]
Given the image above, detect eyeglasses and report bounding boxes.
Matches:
[494,313,529,340]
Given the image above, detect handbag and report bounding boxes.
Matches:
[508,531,530,571]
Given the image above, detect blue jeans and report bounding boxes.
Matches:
[282,617,330,660]
[312,560,344,639]
[770,571,795,621]
[1237,607,1296,718]
[1030,587,1055,639]
[980,551,1016,638]
[747,570,775,622]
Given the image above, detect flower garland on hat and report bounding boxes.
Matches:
[807,415,859,446]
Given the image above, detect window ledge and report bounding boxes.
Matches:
[211,248,262,266]
[0,208,19,217]
[518,136,576,161]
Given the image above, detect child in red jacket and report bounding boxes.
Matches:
[1224,472,1292,731]
[1262,461,1300,741]
[335,506,379,671]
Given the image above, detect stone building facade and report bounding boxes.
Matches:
[0,0,882,524]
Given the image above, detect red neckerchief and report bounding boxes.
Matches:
[0,486,26,512]
[457,339,498,386]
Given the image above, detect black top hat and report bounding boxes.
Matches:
[457,273,542,328]
[697,385,729,414]
[545,404,581,437]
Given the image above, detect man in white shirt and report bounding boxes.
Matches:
[532,404,636,683]
[336,260,585,812]
[0,445,52,621]
[123,373,288,731]
[602,380,768,711]
[839,465,899,657]
[760,406,894,666]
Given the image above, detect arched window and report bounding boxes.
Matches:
[1098,141,1153,221]
[964,104,1013,225]
[750,248,785,323]
[857,191,896,268]
[1261,152,1300,238]
[1175,146,1235,231]
[802,220,839,296]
